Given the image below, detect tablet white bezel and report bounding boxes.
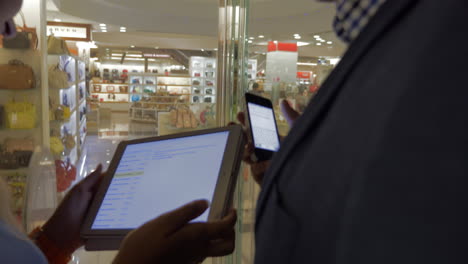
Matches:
[81,125,244,241]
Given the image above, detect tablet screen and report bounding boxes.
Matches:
[91,131,230,230]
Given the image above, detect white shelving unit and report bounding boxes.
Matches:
[190,57,217,104]
[247,59,258,81]
[127,73,191,123]
[48,54,86,165]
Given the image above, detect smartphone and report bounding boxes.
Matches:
[244,93,281,161]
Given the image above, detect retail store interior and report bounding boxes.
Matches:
[0,0,347,263]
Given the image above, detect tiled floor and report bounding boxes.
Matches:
[73,111,257,264]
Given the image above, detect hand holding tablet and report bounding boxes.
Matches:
[81,125,245,250]
[114,200,237,264]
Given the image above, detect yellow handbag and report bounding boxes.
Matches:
[4,100,36,129]
[62,105,71,119]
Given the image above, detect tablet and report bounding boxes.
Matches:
[81,125,244,251]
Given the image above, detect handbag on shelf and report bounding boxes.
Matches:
[4,137,34,153]
[0,60,35,90]
[106,86,115,92]
[50,136,64,157]
[0,152,19,169]
[93,85,102,92]
[47,34,70,55]
[119,86,128,93]
[62,105,71,119]
[2,12,38,50]
[48,64,69,89]
[4,99,36,129]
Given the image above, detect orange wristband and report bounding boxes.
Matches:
[29,227,72,264]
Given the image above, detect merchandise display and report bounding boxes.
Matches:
[128,73,192,123]
[247,59,258,81]
[48,54,87,166]
[190,57,217,104]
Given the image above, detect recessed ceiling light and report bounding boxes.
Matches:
[297,62,318,66]
[154,47,159,49]
[258,35,265,38]
[214,48,218,51]
[316,43,322,46]
[297,42,310,46]
[120,27,126,30]
[327,41,333,44]
[101,29,107,32]
[99,24,106,27]
[294,35,301,40]
[201,49,205,51]
[248,40,253,44]
[294,33,300,36]
[249,37,255,40]
[120,30,126,32]
[130,45,135,48]
[54,18,62,22]
[320,39,326,42]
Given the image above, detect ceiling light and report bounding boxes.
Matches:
[120,30,126,32]
[54,18,62,22]
[320,39,326,42]
[101,29,107,32]
[154,47,159,49]
[327,41,333,44]
[201,49,205,51]
[120,27,126,30]
[99,24,106,27]
[249,37,255,40]
[297,62,318,66]
[294,35,302,40]
[314,35,320,38]
[248,40,253,44]
[313,74,317,77]
[297,42,310,47]
[258,35,264,38]
[130,45,135,48]
[214,48,218,51]
[294,33,300,37]
[316,43,322,46]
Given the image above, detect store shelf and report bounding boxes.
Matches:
[130,118,157,123]
[157,75,191,78]
[0,127,39,132]
[91,91,129,95]
[130,107,158,111]
[129,84,158,86]
[92,82,130,85]
[132,102,175,105]
[100,101,129,104]
[157,84,191,87]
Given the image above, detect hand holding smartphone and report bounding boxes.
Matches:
[244,93,281,161]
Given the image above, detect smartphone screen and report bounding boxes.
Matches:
[247,102,280,152]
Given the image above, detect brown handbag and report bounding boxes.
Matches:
[0,60,35,90]
[1,12,38,50]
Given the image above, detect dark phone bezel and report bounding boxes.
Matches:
[244,92,281,161]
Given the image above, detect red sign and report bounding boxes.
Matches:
[268,41,298,52]
[297,71,311,79]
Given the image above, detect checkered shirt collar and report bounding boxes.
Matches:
[333,0,387,44]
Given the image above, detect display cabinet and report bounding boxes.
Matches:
[48,54,86,165]
[190,57,217,104]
